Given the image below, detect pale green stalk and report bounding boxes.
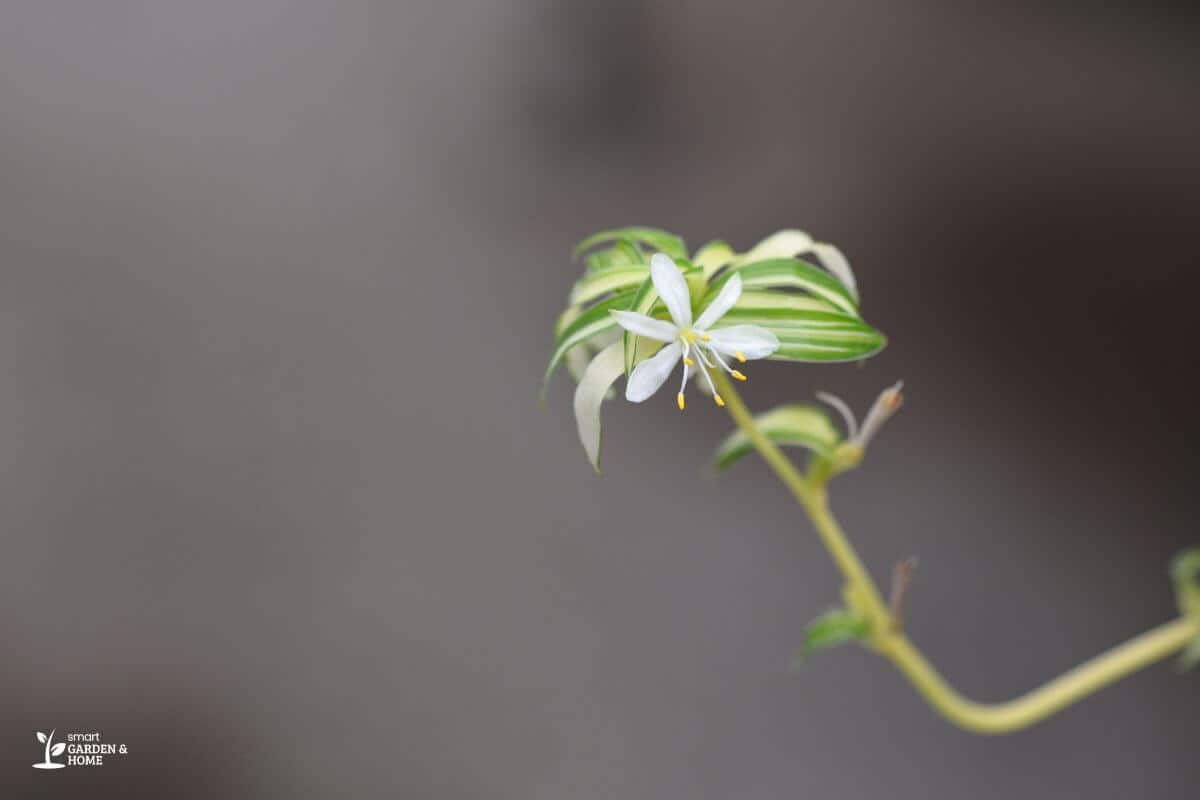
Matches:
[710,369,1199,734]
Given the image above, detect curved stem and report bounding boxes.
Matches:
[879,616,1198,734]
[710,369,1197,734]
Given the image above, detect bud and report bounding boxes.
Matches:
[816,382,904,477]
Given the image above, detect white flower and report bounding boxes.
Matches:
[609,253,779,410]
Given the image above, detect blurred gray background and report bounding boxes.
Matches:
[2,1,1198,796]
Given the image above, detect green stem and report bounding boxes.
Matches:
[710,369,1198,734]
[879,616,1198,734]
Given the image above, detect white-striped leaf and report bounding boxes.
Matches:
[694,239,736,279]
[544,289,637,389]
[574,227,687,262]
[732,229,814,266]
[718,307,885,363]
[585,239,643,272]
[809,242,858,303]
[574,341,626,473]
[569,264,649,306]
[730,289,842,314]
[712,404,840,471]
[723,258,860,316]
[730,230,859,302]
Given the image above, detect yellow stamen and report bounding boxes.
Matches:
[683,357,695,366]
[677,392,686,411]
[713,394,725,407]
[734,351,746,363]
[700,334,712,342]
[731,370,747,381]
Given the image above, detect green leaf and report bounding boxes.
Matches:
[712,404,841,471]
[732,229,814,266]
[1170,547,1200,585]
[725,258,860,317]
[1180,636,1200,672]
[574,227,688,262]
[544,289,637,389]
[808,242,859,303]
[622,274,659,377]
[703,268,883,362]
[1170,548,1200,670]
[1171,547,1200,617]
[729,289,841,314]
[585,240,644,272]
[795,608,870,663]
[694,239,736,279]
[718,306,886,363]
[569,264,650,306]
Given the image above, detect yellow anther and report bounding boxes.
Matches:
[734,351,746,363]
[731,370,747,381]
[714,394,725,407]
[683,357,695,366]
[701,334,712,342]
[677,392,686,410]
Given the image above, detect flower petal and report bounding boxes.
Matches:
[694,273,742,330]
[626,340,682,402]
[609,310,677,342]
[705,325,779,359]
[573,341,627,472]
[649,253,692,328]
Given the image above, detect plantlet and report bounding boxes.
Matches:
[545,226,1200,734]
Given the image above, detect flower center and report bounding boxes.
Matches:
[673,330,747,412]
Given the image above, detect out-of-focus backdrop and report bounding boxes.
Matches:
[2,1,1198,796]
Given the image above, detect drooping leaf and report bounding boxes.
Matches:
[574,227,688,262]
[574,341,626,473]
[693,239,736,279]
[544,289,637,389]
[809,242,859,303]
[729,230,859,302]
[732,229,815,266]
[724,258,860,317]
[712,404,841,471]
[795,608,870,662]
[574,340,667,472]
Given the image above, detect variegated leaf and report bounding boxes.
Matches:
[712,404,841,471]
